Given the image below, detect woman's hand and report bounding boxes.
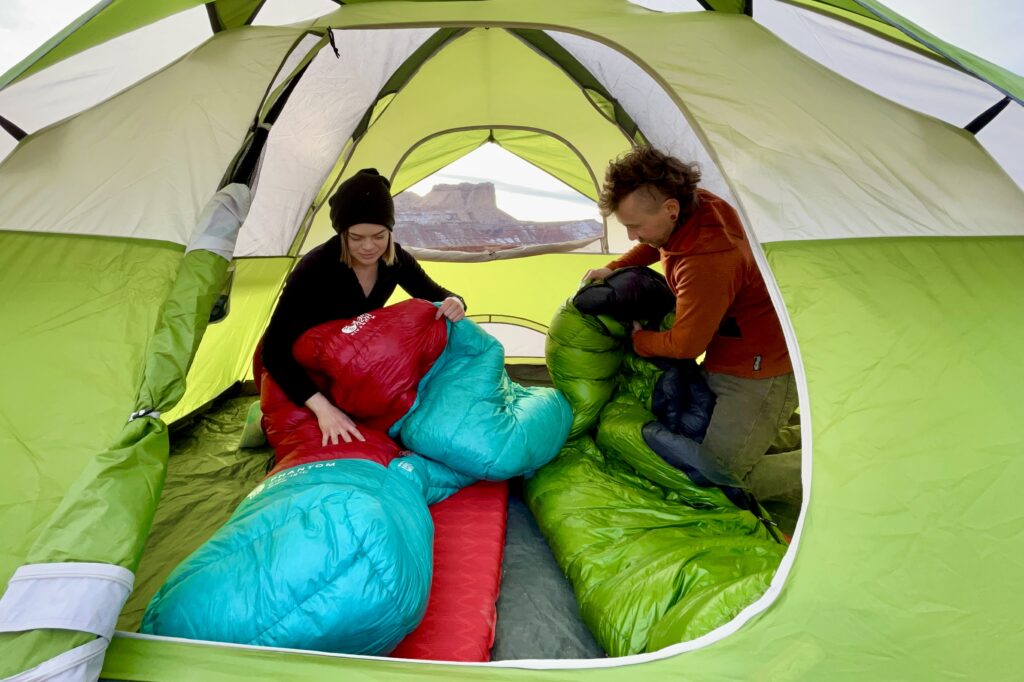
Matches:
[435,296,466,322]
[582,267,612,283]
[305,392,365,446]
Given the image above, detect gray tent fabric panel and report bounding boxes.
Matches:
[492,485,605,660]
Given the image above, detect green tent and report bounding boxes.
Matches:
[0,0,1021,679]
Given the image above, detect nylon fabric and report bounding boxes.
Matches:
[235,29,435,257]
[141,459,435,654]
[166,258,292,423]
[0,233,179,679]
[0,7,210,161]
[545,301,628,439]
[526,436,782,656]
[526,299,783,654]
[394,314,573,481]
[0,233,181,594]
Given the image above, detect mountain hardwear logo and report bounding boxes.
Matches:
[342,313,374,335]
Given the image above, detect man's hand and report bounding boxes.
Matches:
[435,296,466,322]
[582,267,613,283]
[306,392,365,446]
[632,320,643,334]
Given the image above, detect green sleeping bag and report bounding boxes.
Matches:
[527,301,785,656]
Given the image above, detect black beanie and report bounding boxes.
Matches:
[328,168,395,234]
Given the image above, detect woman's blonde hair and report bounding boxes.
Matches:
[339,228,397,268]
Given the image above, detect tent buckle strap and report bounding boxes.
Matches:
[328,29,340,59]
[128,408,161,422]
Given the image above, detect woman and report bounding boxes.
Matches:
[261,168,465,446]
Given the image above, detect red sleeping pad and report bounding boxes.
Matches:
[390,479,509,662]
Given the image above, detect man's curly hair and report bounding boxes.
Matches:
[598,146,701,218]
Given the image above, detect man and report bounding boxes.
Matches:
[584,147,800,503]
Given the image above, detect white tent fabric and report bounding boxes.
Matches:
[254,0,342,26]
[0,563,134,682]
[478,323,547,358]
[628,0,704,11]
[550,31,736,208]
[264,34,326,109]
[978,101,1024,191]
[756,0,1022,189]
[235,29,435,257]
[0,28,299,244]
[0,8,211,165]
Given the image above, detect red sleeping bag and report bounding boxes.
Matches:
[256,299,447,476]
[253,299,510,661]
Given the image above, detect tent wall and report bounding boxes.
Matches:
[102,235,1024,680]
[391,128,600,204]
[0,7,211,165]
[234,29,436,257]
[164,258,293,423]
[1,0,1022,678]
[0,27,301,245]
[755,0,1024,189]
[0,233,182,679]
[0,233,181,593]
[545,30,736,207]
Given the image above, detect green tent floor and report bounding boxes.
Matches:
[120,378,603,660]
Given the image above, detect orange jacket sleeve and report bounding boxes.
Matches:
[606,243,659,270]
[631,248,741,359]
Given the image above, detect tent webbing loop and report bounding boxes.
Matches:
[327,29,341,58]
[0,113,27,141]
[205,3,224,33]
[964,96,1011,135]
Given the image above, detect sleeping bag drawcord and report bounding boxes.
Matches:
[128,408,160,422]
[747,492,783,544]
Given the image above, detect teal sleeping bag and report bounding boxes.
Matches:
[140,457,435,654]
[393,316,573,480]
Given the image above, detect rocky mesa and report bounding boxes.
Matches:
[394,182,602,252]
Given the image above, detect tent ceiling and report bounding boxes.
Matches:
[389,129,596,202]
[1,0,1020,250]
[0,27,302,245]
[4,0,1018,103]
[295,27,636,255]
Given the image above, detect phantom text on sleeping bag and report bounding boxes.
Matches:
[142,299,572,654]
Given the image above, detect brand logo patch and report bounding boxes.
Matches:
[342,313,374,335]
